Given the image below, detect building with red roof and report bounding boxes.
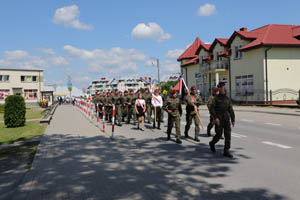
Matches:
[180,24,300,104]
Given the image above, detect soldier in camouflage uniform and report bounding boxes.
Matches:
[184,86,203,142]
[127,89,135,124]
[209,82,235,158]
[163,90,182,144]
[117,91,125,126]
[112,89,121,126]
[122,91,129,122]
[106,91,113,123]
[143,88,152,123]
[207,87,219,137]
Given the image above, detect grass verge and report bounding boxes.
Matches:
[0,107,44,122]
[0,121,46,145]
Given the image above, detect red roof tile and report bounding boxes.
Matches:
[203,55,213,61]
[227,24,300,51]
[219,49,231,57]
[177,37,202,61]
[181,56,199,67]
[209,38,229,51]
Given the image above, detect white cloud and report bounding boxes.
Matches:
[73,76,92,83]
[63,45,147,74]
[37,48,55,55]
[52,5,93,30]
[131,22,171,42]
[0,49,69,69]
[165,49,184,60]
[197,3,216,16]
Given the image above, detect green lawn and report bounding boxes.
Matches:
[0,121,46,145]
[0,107,44,122]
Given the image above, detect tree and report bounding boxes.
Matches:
[161,81,177,94]
[4,95,26,127]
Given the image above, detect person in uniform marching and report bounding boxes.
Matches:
[184,86,203,142]
[122,91,129,122]
[106,92,113,123]
[159,89,167,123]
[209,82,235,158]
[163,90,183,144]
[152,89,163,129]
[135,93,146,131]
[143,88,152,124]
[207,87,219,137]
[127,89,135,124]
[116,90,124,126]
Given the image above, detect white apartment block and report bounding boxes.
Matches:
[0,69,44,104]
[87,77,151,96]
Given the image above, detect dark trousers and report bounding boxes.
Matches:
[184,112,200,138]
[207,115,215,134]
[153,107,161,128]
[210,121,231,151]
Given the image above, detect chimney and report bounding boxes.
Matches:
[240,27,247,32]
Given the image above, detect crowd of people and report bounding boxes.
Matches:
[88,82,235,158]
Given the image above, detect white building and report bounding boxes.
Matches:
[87,77,151,96]
[0,69,44,104]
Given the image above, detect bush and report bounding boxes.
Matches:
[4,95,26,127]
[0,104,4,113]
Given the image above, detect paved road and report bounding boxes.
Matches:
[7,105,300,200]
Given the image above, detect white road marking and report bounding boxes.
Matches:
[262,141,292,149]
[232,132,247,138]
[231,134,242,138]
[265,123,282,127]
[241,119,254,123]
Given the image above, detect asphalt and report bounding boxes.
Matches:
[3,104,300,200]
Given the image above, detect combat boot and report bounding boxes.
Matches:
[209,142,216,153]
[176,139,182,144]
[184,132,189,138]
[194,137,200,142]
[167,133,171,140]
[223,150,233,158]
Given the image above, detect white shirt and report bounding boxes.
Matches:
[135,99,145,108]
[151,95,163,107]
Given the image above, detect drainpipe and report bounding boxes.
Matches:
[228,57,232,99]
[265,47,272,104]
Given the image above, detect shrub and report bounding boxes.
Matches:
[0,104,4,113]
[4,95,26,127]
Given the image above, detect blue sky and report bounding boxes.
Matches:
[0,0,300,90]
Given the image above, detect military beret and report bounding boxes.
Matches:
[124,90,128,93]
[191,85,196,90]
[217,82,226,88]
[170,90,176,95]
[213,87,219,93]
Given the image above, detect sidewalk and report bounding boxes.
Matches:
[10,105,285,200]
[198,105,300,116]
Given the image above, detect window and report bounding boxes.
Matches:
[235,75,253,96]
[234,46,243,59]
[0,89,10,100]
[32,76,37,82]
[0,75,9,82]
[24,89,38,100]
[21,76,25,82]
[21,75,37,82]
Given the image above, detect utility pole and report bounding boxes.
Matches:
[156,58,160,85]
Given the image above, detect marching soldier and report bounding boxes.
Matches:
[106,91,113,123]
[152,89,163,129]
[209,82,235,158]
[143,88,152,123]
[127,89,135,124]
[122,91,129,122]
[184,86,203,142]
[207,88,219,137]
[163,90,182,144]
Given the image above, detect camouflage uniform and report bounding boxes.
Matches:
[184,94,203,141]
[163,96,182,142]
[209,94,235,155]
[206,95,215,136]
[106,94,113,122]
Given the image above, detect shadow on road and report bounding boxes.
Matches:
[6,132,286,200]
